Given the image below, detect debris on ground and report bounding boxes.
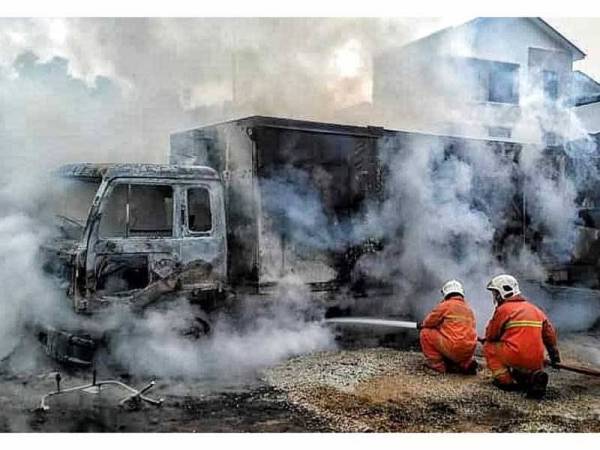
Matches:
[38,371,164,411]
[0,369,330,432]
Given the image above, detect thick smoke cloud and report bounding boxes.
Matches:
[1,17,599,375]
[107,276,335,378]
[1,18,462,373]
[354,136,506,327]
[0,17,459,166]
[0,171,82,365]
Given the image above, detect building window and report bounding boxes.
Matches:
[543,70,559,100]
[488,63,519,104]
[469,58,519,104]
[474,69,488,102]
[543,132,561,147]
[488,127,512,139]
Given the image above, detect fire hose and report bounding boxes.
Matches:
[544,359,600,377]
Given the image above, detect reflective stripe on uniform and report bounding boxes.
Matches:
[492,367,509,378]
[504,320,542,329]
[445,314,472,323]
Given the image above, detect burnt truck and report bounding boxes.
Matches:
[41,116,600,365]
[47,118,385,311]
[41,117,387,364]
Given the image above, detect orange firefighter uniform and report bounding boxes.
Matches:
[483,295,559,385]
[419,296,478,373]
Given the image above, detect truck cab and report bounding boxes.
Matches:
[46,163,227,315]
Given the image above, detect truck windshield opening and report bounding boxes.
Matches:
[100,183,174,238]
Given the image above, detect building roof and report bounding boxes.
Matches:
[573,71,600,106]
[390,17,586,62]
[574,70,600,91]
[575,95,600,107]
[532,18,586,61]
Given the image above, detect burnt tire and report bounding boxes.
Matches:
[179,307,212,339]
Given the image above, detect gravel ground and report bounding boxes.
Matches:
[263,335,600,432]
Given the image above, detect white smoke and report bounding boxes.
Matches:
[106,276,335,377]
[0,171,79,363]
[0,17,599,377]
[5,17,455,373]
[354,135,504,328]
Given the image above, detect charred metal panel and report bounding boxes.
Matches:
[36,326,97,366]
[96,254,150,293]
[172,123,260,288]
[71,169,226,311]
[253,126,381,214]
[252,126,381,284]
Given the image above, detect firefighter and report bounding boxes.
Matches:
[417,279,478,374]
[482,274,561,398]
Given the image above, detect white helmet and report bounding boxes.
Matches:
[441,279,465,298]
[486,274,521,300]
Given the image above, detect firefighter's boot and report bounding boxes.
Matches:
[526,370,548,399]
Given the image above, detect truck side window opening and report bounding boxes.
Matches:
[187,187,212,232]
[99,183,173,238]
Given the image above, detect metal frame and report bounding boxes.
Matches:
[38,371,164,411]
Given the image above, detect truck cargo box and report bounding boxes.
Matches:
[170,116,385,292]
[170,116,530,295]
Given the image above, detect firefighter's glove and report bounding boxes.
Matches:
[416,321,423,331]
[548,347,561,368]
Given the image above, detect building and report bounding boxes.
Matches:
[372,17,600,146]
[573,70,600,138]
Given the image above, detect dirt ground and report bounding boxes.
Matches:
[0,333,599,432]
[0,370,332,432]
[0,338,332,432]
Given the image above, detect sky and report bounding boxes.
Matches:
[546,18,600,81]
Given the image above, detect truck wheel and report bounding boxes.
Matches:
[179,308,212,339]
